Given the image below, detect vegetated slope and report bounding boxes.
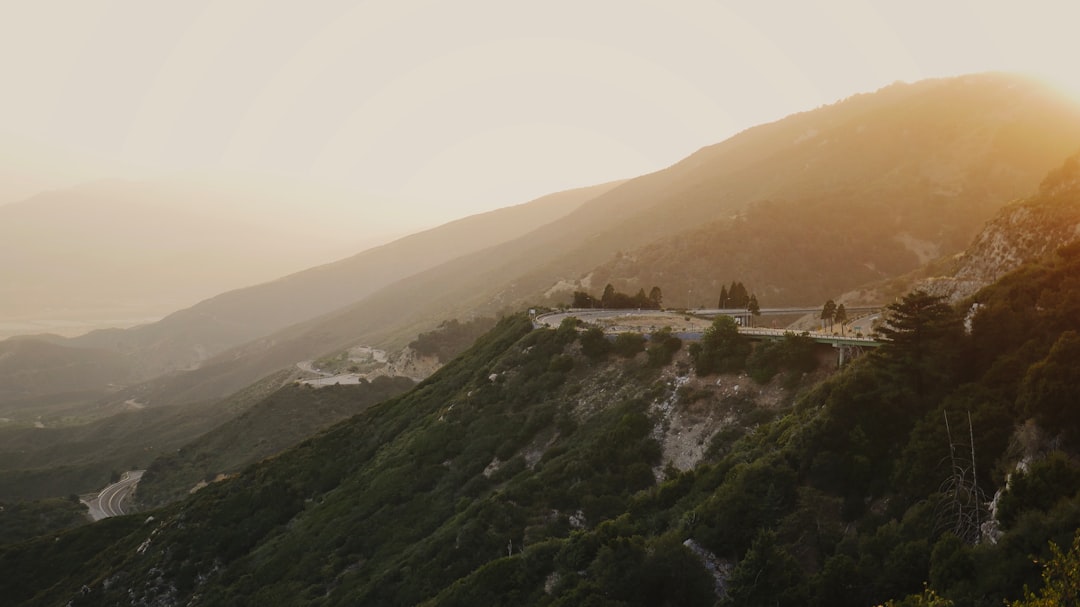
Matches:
[135,376,415,509]
[11,245,1080,606]
[26,180,612,381]
[0,339,135,408]
[0,497,87,545]
[122,72,1080,409]
[0,371,292,501]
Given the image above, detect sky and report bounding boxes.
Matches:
[4,0,1080,234]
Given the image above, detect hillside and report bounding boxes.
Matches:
[115,73,1080,408]
[0,371,293,501]
[134,376,415,509]
[0,339,134,406]
[13,180,611,384]
[7,242,1080,605]
[0,178,358,340]
[920,153,1080,301]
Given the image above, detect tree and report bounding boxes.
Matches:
[1009,531,1080,607]
[613,332,646,358]
[1018,331,1080,448]
[646,327,682,368]
[601,284,617,308]
[876,290,961,398]
[722,530,807,606]
[648,286,663,309]
[572,291,596,308]
[579,327,611,359]
[719,285,729,308]
[690,315,749,375]
[821,300,837,332]
[748,294,761,324]
[834,303,848,336]
[729,282,749,308]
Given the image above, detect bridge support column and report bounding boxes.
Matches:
[833,343,846,368]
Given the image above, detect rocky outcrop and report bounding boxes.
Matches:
[918,155,1080,302]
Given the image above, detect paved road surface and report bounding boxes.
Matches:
[296,360,332,376]
[535,309,880,346]
[82,470,144,521]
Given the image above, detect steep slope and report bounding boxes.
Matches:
[127,73,1080,406]
[0,339,135,408]
[134,376,415,509]
[10,246,1080,605]
[918,154,1080,301]
[0,371,292,501]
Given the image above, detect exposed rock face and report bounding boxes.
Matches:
[919,155,1080,302]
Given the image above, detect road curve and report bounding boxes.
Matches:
[82,470,144,521]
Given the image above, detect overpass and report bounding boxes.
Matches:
[534,308,882,365]
[692,305,882,317]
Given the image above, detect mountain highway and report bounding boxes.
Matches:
[534,309,881,347]
[82,470,144,521]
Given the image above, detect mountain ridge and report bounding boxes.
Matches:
[114,72,1080,408]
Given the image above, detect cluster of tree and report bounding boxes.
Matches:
[688,315,816,382]
[572,284,663,309]
[409,317,498,363]
[579,325,682,369]
[718,281,759,311]
[820,299,849,333]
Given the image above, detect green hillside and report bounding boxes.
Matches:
[135,376,415,509]
[0,371,291,501]
[7,240,1080,604]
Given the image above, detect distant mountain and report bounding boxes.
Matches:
[0,339,134,406]
[0,178,363,338]
[127,73,1080,406]
[52,181,613,374]
[0,131,118,207]
[0,181,613,413]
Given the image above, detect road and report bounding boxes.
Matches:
[82,470,144,521]
[296,360,331,376]
[535,309,881,347]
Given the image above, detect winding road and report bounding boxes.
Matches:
[82,470,144,521]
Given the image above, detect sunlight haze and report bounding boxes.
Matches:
[3,0,1080,226]
[4,0,1080,335]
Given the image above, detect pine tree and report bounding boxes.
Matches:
[719,285,729,308]
[821,300,836,332]
[601,284,616,308]
[835,303,848,336]
[730,282,749,308]
[634,288,649,308]
[877,290,961,397]
[648,286,663,309]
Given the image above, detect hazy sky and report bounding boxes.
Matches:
[4,0,1080,231]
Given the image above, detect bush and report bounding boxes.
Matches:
[613,333,646,359]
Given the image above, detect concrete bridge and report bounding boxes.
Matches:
[534,308,883,366]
